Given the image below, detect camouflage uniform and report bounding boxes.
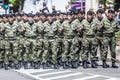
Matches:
[82,18,98,68]
[24,21,38,68]
[69,19,83,68]
[42,20,54,68]
[0,21,5,68]
[61,20,74,68]
[101,18,119,68]
[4,21,18,69]
[51,19,64,68]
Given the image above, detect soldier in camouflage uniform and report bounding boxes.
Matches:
[100,10,119,68]
[51,13,64,69]
[14,13,27,69]
[4,14,18,70]
[82,11,98,69]
[31,13,44,69]
[61,13,74,69]
[42,14,55,69]
[23,14,38,69]
[0,15,5,68]
[69,11,84,68]
[94,9,109,68]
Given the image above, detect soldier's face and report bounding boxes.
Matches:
[63,15,67,19]
[81,14,85,18]
[16,16,21,21]
[3,17,8,22]
[97,13,103,18]
[78,14,82,18]
[34,16,39,21]
[28,17,33,23]
[0,18,3,22]
[59,14,63,19]
[23,15,28,21]
[87,15,93,20]
[67,15,72,21]
[47,16,53,21]
[41,15,46,21]
[56,15,59,20]
[8,17,14,23]
[107,13,114,19]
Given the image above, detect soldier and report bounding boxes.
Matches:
[101,10,119,68]
[23,14,38,69]
[4,14,18,69]
[42,14,54,69]
[61,13,74,69]
[14,13,27,69]
[31,13,44,69]
[95,9,109,68]
[69,11,84,68]
[50,13,64,69]
[82,11,98,69]
[0,15,5,68]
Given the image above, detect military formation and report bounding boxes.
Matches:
[0,9,119,70]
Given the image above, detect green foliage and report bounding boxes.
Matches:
[9,0,24,6]
[99,0,106,4]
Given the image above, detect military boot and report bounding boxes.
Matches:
[77,60,81,66]
[112,61,118,68]
[18,61,22,68]
[63,61,69,69]
[71,61,78,69]
[102,60,109,68]
[34,62,39,69]
[0,61,3,68]
[9,61,14,69]
[42,63,48,69]
[83,61,88,69]
[53,63,59,69]
[15,64,20,69]
[30,61,34,68]
[24,62,28,69]
[4,64,9,70]
[58,59,63,66]
[91,60,97,68]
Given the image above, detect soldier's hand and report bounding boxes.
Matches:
[99,24,104,29]
[77,27,83,32]
[0,28,3,32]
[58,26,63,31]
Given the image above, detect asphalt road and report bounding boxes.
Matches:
[0,62,120,80]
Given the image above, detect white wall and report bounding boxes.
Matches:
[85,0,99,12]
[47,0,69,12]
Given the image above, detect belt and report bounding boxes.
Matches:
[25,36,37,39]
[5,37,16,40]
[64,35,74,39]
[45,36,54,39]
[103,33,115,37]
[85,35,95,38]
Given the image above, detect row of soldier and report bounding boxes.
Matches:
[0,9,119,70]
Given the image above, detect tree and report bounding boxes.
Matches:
[9,0,25,12]
[98,0,107,9]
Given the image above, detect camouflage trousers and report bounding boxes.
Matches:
[82,36,98,61]
[0,38,5,62]
[69,36,83,61]
[50,37,64,64]
[42,37,54,63]
[61,36,73,62]
[23,37,36,62]
[31,38,44,62]
[98,35,116,61]
[4,38,18,64]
